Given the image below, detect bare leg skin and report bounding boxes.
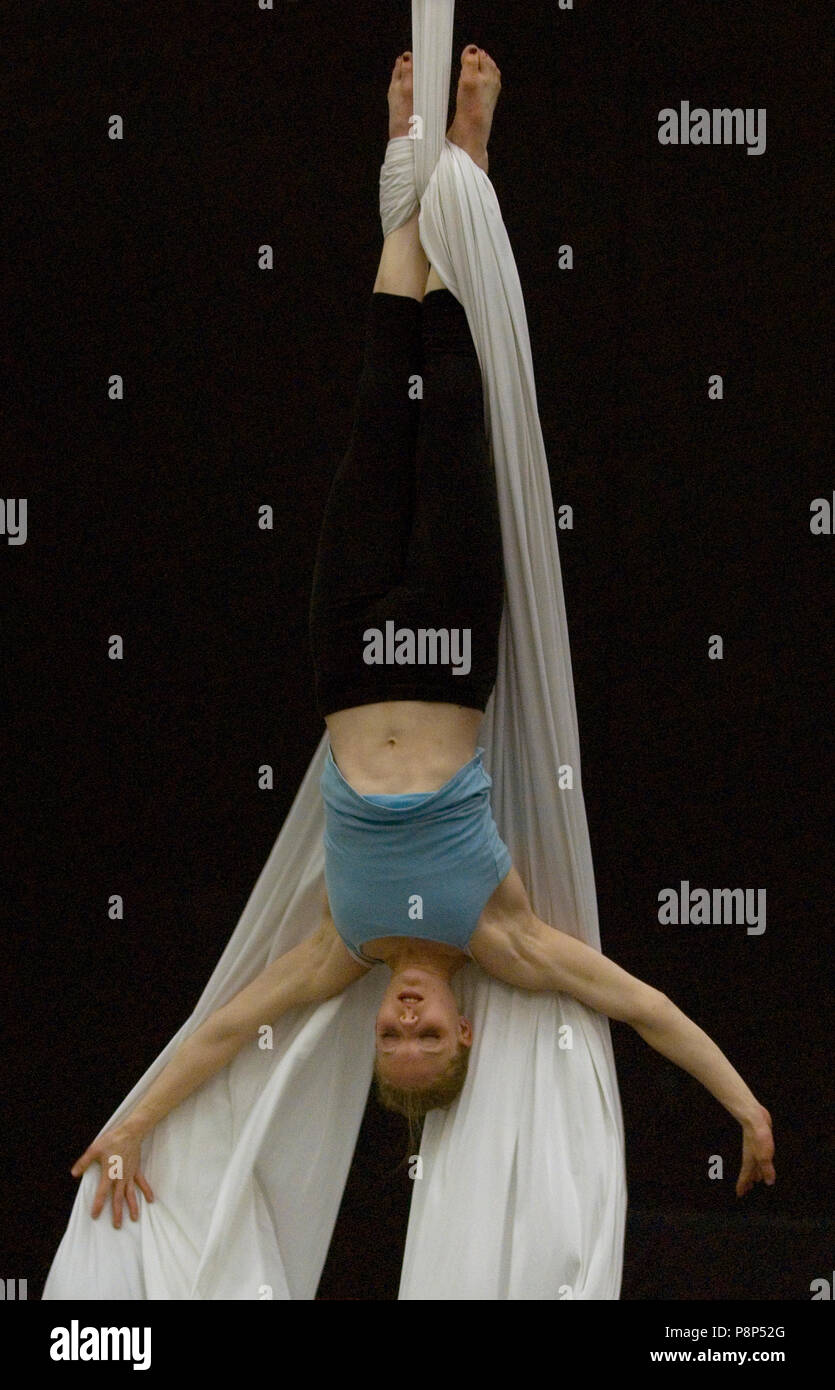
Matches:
[375,46,502,300]
[374,53,428,301]
[446,44,502,175]
[424,264,446,294]
[426,45,502,294]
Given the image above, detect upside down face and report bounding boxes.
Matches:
[375,967,472,1088]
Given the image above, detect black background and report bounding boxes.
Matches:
[3,0,832,1303]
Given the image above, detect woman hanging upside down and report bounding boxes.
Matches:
[72,46,775,1229]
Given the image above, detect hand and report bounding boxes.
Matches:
[70,1122,155,1228]
[736,1104,776,1196]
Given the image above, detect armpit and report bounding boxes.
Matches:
[469,869,548,990]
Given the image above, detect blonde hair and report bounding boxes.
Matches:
[374,1043,471,1151]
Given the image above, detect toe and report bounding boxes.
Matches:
[481,51,501,83]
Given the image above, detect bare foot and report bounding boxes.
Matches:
[446,45,501,174]
[388,52,414,140]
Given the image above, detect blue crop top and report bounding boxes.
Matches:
[320,743,513,965]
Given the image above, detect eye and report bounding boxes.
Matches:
[381,1029,440,1039]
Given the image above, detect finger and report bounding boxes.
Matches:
[71,1149,93,1177]
[135,1171,155,1204]
[112,1183,124,1229]
[125,1178,139,1222]
[91,1171,110,1219]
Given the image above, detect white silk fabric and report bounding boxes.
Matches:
[43,0,626,1301]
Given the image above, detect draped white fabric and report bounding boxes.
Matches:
[43,0,626,1301]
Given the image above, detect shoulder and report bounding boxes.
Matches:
[312,899,374,996]
[468,865,546,989]
[477,864,533,926]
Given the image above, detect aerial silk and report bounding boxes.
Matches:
[44,0,626,1301]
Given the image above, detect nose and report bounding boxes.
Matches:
[399,1004,419,1024]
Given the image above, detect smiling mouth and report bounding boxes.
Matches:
[398,992,423,1002]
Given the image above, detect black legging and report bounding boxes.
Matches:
[309,288,505,718]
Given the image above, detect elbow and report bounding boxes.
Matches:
[631,985,671,1031]
[201,1007,244,1050]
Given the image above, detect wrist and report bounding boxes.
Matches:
[738,1098,768,1130]
[121,1109,151,1141]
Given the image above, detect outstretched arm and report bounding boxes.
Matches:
[123,906,368,1140]
[473,911,775,1196]
[71,908,370,1223]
